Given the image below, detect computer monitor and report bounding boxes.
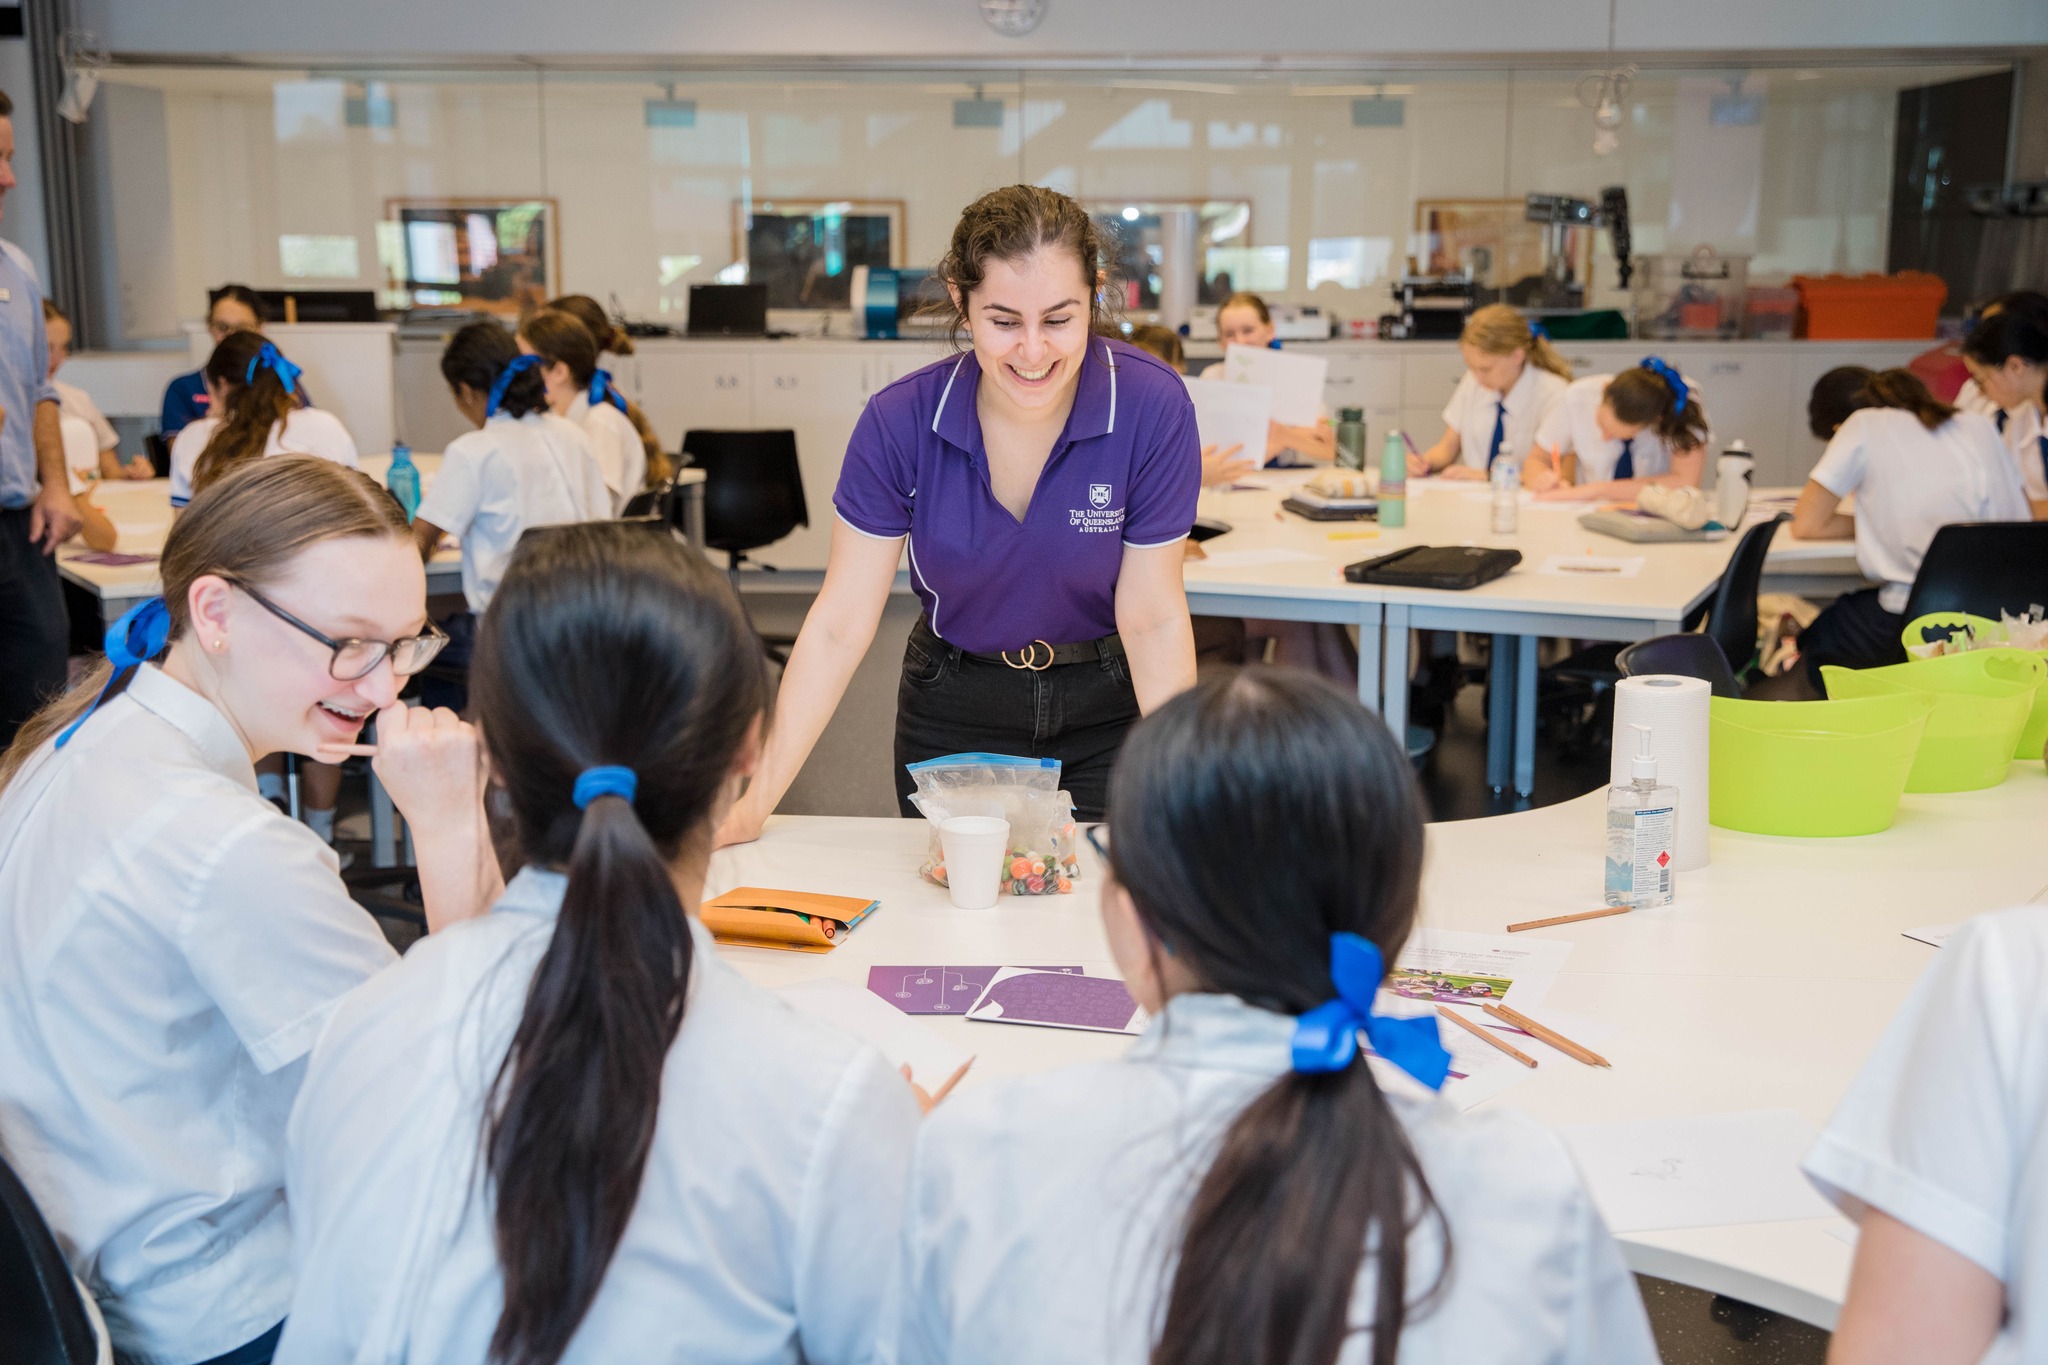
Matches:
[686,284,769,337]
[255,290,382,323]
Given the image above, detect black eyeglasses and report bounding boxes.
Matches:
[231,581,448,681]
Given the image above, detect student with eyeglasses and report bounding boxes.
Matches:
[0,456,502,1365]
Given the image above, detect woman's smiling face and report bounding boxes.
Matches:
[961,246,1093,415]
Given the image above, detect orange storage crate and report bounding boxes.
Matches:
[1793,272,1947,340]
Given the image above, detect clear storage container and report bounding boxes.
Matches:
[1632,246,1750,340]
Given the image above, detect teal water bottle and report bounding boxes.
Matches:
[386,443,421,522]
[1377,431,1407,528]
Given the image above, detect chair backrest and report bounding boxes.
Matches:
[1701,512,1788,671]
[0,1153,98,1365]
[681,430,809,556]
[1617,633,1743,698]
[1901,521,2048,623]
[144,432,172,479]
[618,475,673,520]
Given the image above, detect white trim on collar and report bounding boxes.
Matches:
[931,355,968,434]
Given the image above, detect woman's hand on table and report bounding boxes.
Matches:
[713,796,767,849]
[1439,464,1487,482]
[1199,442,1256,488]
[122,456,154,480]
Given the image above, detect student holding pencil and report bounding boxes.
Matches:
[887,667,1656,1365]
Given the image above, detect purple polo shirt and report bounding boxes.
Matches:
[834,336,1200,655]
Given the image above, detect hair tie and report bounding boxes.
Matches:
[485,354,544,418]
[588,367,628,415]
[1638,356,1689,415]
[1529,319,1547,341]
[572,765,637,810]
[1290,932,1451,1090]
[55,597,172,749]
[245,341,302,396]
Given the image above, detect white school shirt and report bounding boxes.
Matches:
[1956,377,2046,501]
[415,411,610,612]
[1805,907,2048,1365]
[1532,373,1709,484]
[279,867,921,1365]
[60,412,98,494]
[1442,363,1569,473]
[887,993,1658,1365]
[1808,407,2030,613]
[167,407,360,508]
[0,665,395,1365]
[53,376,118,453]
[566,391,648,514]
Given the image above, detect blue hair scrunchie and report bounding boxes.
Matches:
[485,354,545,419]
[588,367,629,415]
[572,765,638,810]
[1638,356,1689,415]
[55,597,172,749]
[245,341,302,396]
[1290,932,1452,1090]
[1529,318,1547,341]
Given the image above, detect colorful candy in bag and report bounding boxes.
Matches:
[907,753,1081,896]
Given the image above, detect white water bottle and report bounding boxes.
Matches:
[1715,443,1754,528]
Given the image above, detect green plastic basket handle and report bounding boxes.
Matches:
[1901,611,2003,655]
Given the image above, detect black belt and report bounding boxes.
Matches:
[912,617,1125,672]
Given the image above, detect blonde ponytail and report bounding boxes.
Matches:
[1460,303,1573,382]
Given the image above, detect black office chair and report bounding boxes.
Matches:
[143,432,172,479]
[1900,521,2048,623]
[681,429,809,665]
[1617,633,1743,698]
[0,1153,103,1365]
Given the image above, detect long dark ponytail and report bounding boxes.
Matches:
[1103,668,1445,1365]
[470,521,770,1365]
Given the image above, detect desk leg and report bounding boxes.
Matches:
[1514,633,1539,798]
[1355,602,1383,712]
[369,771,397,868]
[1380,605,1409,736]
[1486,635,1513,792]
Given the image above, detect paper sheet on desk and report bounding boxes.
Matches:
[1184,376,1272,467]
[1193,547,1326,569]
[1558,1109,1836,1233]
[1902,924,1954,947]
[1218,345,1327,426]
[1537,554,1644,580]
[775,977,972,1091]
[1389,928,1570,1011]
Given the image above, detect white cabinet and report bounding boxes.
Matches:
[1400,350,1467,411]
[1657,346,1793,484]
[749,349,876,570]
[633,346,754,449]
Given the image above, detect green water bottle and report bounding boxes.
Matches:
[1377,431,1407,528]
[1335,407,1366,471]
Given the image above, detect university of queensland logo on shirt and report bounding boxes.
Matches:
[1071,482,1124,534]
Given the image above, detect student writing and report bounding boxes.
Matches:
[1524,359,1709,501]
[1412,304,1572,481]
[1959,290,2048,520]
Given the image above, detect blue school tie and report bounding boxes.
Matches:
[1996,410,2008,434]
[1290,933,1451,1089]
[1614,437,1636,481]
[1486,398,1507,470]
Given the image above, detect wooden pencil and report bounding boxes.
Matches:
[1435,1004,1537,1068]
[1506,905,1634,933]
[1482,1002,1611,1068]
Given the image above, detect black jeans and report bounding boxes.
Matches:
[0,506,70,747]
[894,618,1140,821]
[1801,587,1908,688]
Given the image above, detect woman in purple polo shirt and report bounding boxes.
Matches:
[717,185,1200,839]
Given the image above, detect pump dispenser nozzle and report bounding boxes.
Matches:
[1630,724,1658,782]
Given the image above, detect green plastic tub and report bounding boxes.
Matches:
[1822,649,2045,792]
[1900,613,2048,761]
[1709,692,1934,837]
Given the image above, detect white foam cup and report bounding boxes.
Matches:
[938,816,1011,910]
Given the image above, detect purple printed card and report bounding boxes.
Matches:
[868,965,1081,1015]
[964,968,1149,1035]
[68,551,159,566]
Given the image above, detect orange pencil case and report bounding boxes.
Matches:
[700,887,878,953]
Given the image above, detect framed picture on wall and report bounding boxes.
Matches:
[382,197,559,314]
[1415,198,1592,293]
[734,199,904,309]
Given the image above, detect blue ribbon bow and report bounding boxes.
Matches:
[1529,318,1547,341]
[572,765,638,809]
[588,367,629,415]
[245,342,302,396]
[485,354,544,418]
[55,597,172,749]
[1290,932,1452,1090]
[1638,356,1689,415]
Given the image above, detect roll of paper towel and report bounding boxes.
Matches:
[1611,674,1711,871]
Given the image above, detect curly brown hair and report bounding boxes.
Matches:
[928,185,1118,345]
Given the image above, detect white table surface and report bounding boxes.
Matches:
[705,761,2048,1330]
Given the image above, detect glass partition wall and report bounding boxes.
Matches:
[85,59,2009,346]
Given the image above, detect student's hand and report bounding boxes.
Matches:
[1199,442,1256,487]
[1406,450,1431,477]
[29,480,82,553]
[1523,448,1562,493]
[358,703,488,826]
[1535,482,1602,502]
[902,1057,973,1115]
[122,456,154,480]
[1439,464,1486,482]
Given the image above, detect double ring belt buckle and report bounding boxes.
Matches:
[1001,639,1056,671]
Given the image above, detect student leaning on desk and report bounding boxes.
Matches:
[1522,358,1709,502]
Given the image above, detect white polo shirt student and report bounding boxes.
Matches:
[169,405,360,508]
[1956,376,2046,504]
[567,385,647,515]
[1804,907,2048,1364]
[1531,365,1710,495]
[1416,304,1572,479]
[1443,362,1569,475]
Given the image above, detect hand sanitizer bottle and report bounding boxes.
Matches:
[1605,723,1677,908]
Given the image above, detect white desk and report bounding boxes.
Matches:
[705,761,2048,1331]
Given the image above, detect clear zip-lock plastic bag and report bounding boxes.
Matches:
[906,753,1081,896]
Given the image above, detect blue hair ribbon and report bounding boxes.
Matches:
[573,765,637,809]
[55,597,172,749]
[485,354,544,419]
[1638,356,1689,414]
[1290,932,1451,1090]
[588,367,629,415]
[245,342,302,396]
[1529,318,1547,341]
